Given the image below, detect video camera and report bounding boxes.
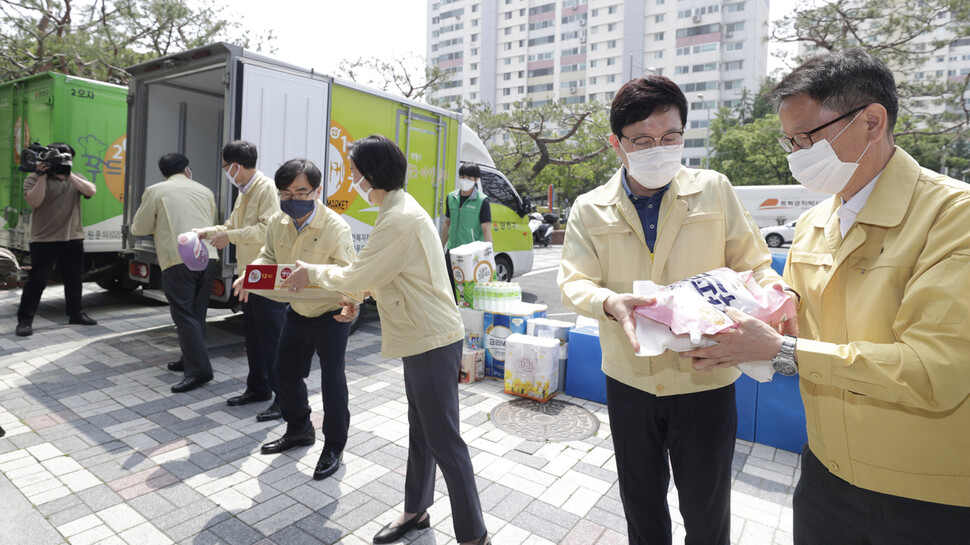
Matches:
[19,142,73,176]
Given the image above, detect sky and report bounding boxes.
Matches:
[229,0,799,81]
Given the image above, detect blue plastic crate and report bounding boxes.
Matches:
[564,326,607,404]
[734,374,758,442]
[754,373,808,453]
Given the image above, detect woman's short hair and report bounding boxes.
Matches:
[458,162,481,179]
[348,135,408,192]
[274,159,322,190]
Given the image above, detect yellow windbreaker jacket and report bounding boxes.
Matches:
[785,147,970,507]
[307,189,463,359]
[201,171,279,271]
[129,174,218,271]
[251,204,356,318]
[559,166,780,396]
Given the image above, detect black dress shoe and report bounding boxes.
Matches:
[171,373,213,393]
[167,360,184,372]
[227,390,273,406]
[68,312,98,325]
[313,450,343,480]
[15,321,32,337]
[260,432,315,454]
[372,511,430,544]
[255,403,282,422]
[0,424,5,437]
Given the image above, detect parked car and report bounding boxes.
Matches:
[761,220,797,248]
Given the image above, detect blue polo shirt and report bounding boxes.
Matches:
[621,168,669,252]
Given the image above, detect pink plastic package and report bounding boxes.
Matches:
[634,268,796,342]
[177,231,209,271]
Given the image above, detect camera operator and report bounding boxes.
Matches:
[16,143,98,337]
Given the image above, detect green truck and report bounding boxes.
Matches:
[122,43,533,308]
[0,72,131,289]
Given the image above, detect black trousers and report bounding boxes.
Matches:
[606,376,736,545]
[18,239,85,322]
[240,293,285,396]
[161,261,217,378]
[794,444,970,544]
[402,340,486,543]
[273,307,351,449]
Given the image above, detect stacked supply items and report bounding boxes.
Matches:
[458,307,486,383]
[483,307,531,378]
[527,318,575,392]
[459,348,485,383]
[504,334,560,402]
[450,241,496,308]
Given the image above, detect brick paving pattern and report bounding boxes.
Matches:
[0,277,797,544]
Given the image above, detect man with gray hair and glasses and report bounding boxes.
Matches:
[685,48,970,543]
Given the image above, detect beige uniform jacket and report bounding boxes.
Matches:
[785,147,970,507]
[307,189,463,359]
[201,171,279,271]
[129,174,218,271]
[558,167,780,396]
[251,204,356,318]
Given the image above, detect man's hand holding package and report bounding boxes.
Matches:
[279,259,311,293]
[604,294,657,353]
[685,308,784,371]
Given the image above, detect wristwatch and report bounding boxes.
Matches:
[770,335,798,376]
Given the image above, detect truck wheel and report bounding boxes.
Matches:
[765,234,784,248]
[495,255,513,282]
[96,276,139,293]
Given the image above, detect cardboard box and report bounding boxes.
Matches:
[243,264,360,302]
[451,241,496,308]
[459,348,485,383]
[504,334,560,402]
[483,309,530,379]
[459,308,485,350]
[527,318,575,393]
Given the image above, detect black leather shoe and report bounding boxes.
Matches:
[0,424,5,438]
[167,360,184,372]
[15,321,32,337]
[255,403,282,422]
[260,432,315,454]
[227,390,273,406]
[68,312,97,326]
[171,373,213,393]
[372,511,430,544]
[313,450,343,481]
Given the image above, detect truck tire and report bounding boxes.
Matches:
[765,233,784,248]
[96,275,139,293]
[495,254,513,282]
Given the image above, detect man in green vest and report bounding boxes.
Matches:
[441,163,492,249]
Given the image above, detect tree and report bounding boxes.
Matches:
[462,98,616,203]
[709,78,796,186]
[770,0,970,164]
[0,0,274,84]
[337,54,450,102]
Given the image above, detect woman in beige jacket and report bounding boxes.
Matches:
[282,135,489,545]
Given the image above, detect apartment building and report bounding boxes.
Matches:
[427,0,769,166]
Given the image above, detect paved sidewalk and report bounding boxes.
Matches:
[0,285,797,545]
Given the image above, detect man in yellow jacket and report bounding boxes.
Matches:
[130,153,218,393]
[687,49,970,542]
[558,76,788,545]
[195,141,284,419]
[233,158,357,481]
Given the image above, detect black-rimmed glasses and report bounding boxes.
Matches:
[621,130,685,151]
[278,189,315,201]
[778,104,868,152]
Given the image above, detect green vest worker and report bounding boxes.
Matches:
[442,162,492,249]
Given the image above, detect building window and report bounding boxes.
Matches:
[607,40,617,49]
[726,22,745,32]
[723,79,743,90]
[608,23,617,31]
[608,6,618,14]
[675,66,689,74]
[655,14,665,23]
[725,60,743,70]
[607,57,616,65]
[503,88,512,96]
[726,2,745,12]
[654,32,664,41]
[653,50,664,59]
[726,41,743,51]
[606,74,616,83]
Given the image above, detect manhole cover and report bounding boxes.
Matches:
[490,398,600,442]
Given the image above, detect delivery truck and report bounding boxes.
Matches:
[0,72,133,290]
[732,184,826,228]
[121,42,532,309]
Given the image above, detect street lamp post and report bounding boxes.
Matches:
[698,93,711,168]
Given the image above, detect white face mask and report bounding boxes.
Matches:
[224,163,240,187]
[621,145,684,189]
[786,109,870,195]
[459,177,477,192]
[353,175,373,205]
